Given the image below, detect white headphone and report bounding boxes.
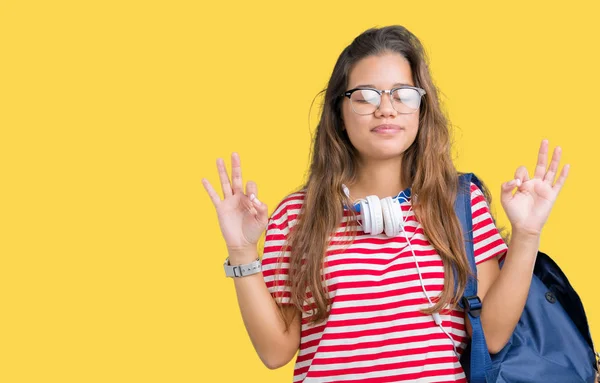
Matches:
[342,184,460,358]
[342,184,408,237]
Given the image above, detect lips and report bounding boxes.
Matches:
[371,124,403,132]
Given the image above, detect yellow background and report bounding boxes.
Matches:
[1,1,599,382]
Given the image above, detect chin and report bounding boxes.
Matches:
[353,139,413,160]
[366,150,406,161]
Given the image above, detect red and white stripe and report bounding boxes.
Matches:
[261,183,507,382]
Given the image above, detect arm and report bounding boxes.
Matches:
[202,152,301,369]
[229,247,301,369]
[465,140,569,353]
[469,232,539,354]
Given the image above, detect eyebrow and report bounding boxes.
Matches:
[352,82,413,88]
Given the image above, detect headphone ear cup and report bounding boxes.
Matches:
[365,195,383,235]
[359,199,371,233]
[382,197,400,237]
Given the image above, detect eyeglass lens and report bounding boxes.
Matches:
[350,89,421,115]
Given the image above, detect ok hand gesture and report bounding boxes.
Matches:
[500,140,570,236]
[202,153,269,252]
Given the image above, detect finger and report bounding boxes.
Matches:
[217,158,233,198]
[231,152,243,194]
[514,166,530,185]
[246,180,258,197]
[552,164,570,194]
[201,178,221,207]
[533,139,549,179]
[543,146,562,184]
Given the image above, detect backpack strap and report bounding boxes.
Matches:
[455,173,492,383]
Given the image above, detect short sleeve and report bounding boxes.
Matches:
[261,192,304,306]
[470,183,508,265]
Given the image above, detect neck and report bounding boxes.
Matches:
[347,156,406,200]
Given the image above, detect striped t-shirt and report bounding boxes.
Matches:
[261,183,508,383]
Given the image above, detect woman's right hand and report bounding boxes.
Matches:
[202,152,269,254]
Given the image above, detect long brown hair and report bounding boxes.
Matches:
[278,25,499,327]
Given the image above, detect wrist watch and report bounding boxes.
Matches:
[224,257,262,278]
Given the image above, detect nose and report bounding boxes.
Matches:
[374,90,397,118]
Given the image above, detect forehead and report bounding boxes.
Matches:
[348,53,414,88]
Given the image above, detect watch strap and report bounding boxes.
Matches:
[224,258,261,278]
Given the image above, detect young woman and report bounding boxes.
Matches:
[202,25,569,382]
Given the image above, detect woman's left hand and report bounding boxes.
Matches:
[500,139,570,236]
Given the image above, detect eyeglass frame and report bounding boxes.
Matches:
[341,86,427,115]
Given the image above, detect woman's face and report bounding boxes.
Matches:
[341,53,420,162]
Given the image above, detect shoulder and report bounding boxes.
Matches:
[262,190,305,265]
[267,190,306,233]
[469,181,487,203]
[468,181,494,224]
[466,179,508,264]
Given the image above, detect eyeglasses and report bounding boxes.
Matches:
[342,86,426,115]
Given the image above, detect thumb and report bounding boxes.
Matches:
[500,178,521,205]
[250,194,269,225]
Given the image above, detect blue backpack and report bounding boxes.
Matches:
[454,173,599,383]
